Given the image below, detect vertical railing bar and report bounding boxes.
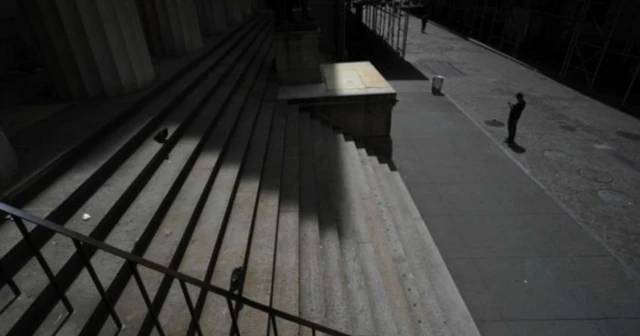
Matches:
[226,297,241,336]
[312,328,317,336]
[127,260,166,336]
[0,262,21,296]
[179,279,204,336]
[72,239,122,330]
[271,314,279,336]
[12,216,74,313]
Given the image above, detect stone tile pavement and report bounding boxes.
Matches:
[386,17,640,335]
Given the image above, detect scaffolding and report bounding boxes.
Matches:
[430,0,640,110]
[353,1,411,57]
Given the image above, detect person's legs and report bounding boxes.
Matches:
[506,118,518,143]
[421,17,427,32]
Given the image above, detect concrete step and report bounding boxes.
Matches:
[0,15,270,294]
[310,118,353,335]
[0,15,266,208]
[111,42,274,336]
[238,99,288,335]
[369,155,481,336]
[197,73,276,336]
[335,133,411,336]
[297,112,326,336]
[386,165,480,336]
[0,20,274,336]
[355,147,431,336]
[272,105,301,335]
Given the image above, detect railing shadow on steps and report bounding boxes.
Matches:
[0,202,348,336]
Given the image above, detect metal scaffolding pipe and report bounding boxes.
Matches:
[589,0,627,89]
[624,62,640,105]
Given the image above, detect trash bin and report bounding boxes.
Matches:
[432,75,445,95]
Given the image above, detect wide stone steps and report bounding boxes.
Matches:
[0,15,275,336]
[0,14,269,284]
[0,13,480,336]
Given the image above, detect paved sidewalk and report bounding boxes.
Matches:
[387,16,640,336]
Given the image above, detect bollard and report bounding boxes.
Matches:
[432,75,445,95]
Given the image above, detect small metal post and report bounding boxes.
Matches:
[271,314,279,336]
[226,297,241,336]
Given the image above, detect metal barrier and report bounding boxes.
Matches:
[0,202,349,336]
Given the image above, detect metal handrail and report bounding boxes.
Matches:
[0,202,349,336]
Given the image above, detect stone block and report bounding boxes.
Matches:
[275,29,322,85]
[278,62,397,139]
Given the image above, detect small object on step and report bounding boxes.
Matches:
[230,267,244,293]
[4,214,12,221]
[523,280,528,284]
[82,213,91,221]
[154,128,169,144]
[164,230,171,237]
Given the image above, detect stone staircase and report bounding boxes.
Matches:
[0,13,479,336]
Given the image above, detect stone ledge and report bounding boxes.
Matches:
[278,62,397,139]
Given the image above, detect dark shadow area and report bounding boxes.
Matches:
[345,12,428,81]
[507,142,526,154]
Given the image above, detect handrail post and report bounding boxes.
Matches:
[72,239,122,330]
[13,216,74,313]
[128,260,165,336]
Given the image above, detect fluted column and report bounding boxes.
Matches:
[224,0,244,26]
[0,126,18,187]
[137,0,203,57]
[242,0,253,18]
[195,0,227,35]
[19,0,155,99]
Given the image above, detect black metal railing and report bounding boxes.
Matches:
[0,202,349,336]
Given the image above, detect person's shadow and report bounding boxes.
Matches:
[507,142,526,153]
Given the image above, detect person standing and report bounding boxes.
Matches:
[505,92,526,145]
[421,0,433,33]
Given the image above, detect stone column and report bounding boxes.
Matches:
[0,126,18,187]
[18,0,155,99]
[242,0,254,18]
[195,0,227,35]
[224,0,244,26]
[136,0,203,57]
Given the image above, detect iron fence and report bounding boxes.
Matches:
[0,202,349,336]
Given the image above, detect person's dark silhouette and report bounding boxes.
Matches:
[505,92,526,145]
[421,1,433,33]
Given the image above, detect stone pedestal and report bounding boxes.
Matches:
[19,0,155,99]
[275,25,322,85]
[278,62,396,148]
[195,0,227,35]
[137,0,203,57]
[0,126,18,187]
